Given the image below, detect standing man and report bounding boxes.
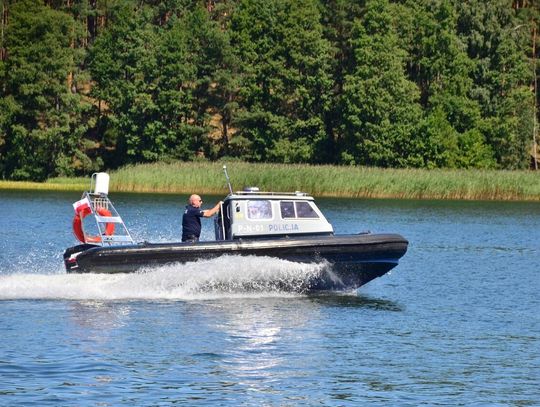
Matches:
[182,194,222,242]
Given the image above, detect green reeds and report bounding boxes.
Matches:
[1,161,539,201]
[0,179,88,191]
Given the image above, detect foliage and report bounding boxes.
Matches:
[340,0,422,167]
[0,0,92,180]
[0,0,538,180]
[230,0,332,163]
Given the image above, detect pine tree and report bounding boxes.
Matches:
[454,0,534,169]
[0,0,91,180]
[230,0,332,163]
[319,0,365,162]
[87,1,187,165]
[340,0,422,167]
[399,0,496,168]
[151,14,198,160]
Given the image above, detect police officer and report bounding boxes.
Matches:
[181,194,222,242]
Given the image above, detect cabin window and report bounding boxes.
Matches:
[280,201,319,219]
[280,201,295,218]
[296,201,319,218]
[247,200,272,219]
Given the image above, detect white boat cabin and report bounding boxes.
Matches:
[214,188,334,240]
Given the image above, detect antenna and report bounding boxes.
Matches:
[223,165,233,195]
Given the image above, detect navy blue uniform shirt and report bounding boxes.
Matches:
[182,205,205,241]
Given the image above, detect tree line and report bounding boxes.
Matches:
[0,0,538,181]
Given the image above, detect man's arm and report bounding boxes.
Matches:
[203,201,223,217]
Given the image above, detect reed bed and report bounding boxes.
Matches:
[1,161,539,201]
[0,179,88,191]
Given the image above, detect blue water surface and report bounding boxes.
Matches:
[0,190,539,406]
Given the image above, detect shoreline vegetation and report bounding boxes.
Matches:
[1,2,538,182]
[0,162,538,201]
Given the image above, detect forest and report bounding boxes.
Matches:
[0,0,538,181]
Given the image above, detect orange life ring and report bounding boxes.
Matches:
[72,207,115,243]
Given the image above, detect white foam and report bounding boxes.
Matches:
[0,256,328,301]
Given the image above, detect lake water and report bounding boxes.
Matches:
[0,190,539,406]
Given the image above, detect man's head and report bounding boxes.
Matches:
[189,194,203,208]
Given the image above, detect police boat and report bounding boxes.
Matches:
[63,168,408,290]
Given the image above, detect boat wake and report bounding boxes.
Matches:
[0,256,338,301]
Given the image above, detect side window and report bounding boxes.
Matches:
[280,201,295,218]
[247,200,272,219]
[296,201,319,218]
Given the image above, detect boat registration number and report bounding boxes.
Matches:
[237,224,265,234]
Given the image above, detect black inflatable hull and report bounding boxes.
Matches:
[64,233,408,290]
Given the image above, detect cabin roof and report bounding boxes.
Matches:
[225,191,314,201]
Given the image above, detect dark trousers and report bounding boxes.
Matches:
[182,235,199,243]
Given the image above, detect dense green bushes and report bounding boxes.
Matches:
[0,0,538,180]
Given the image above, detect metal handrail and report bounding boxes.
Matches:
[233,191,308,196]
[83,191,134,246]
